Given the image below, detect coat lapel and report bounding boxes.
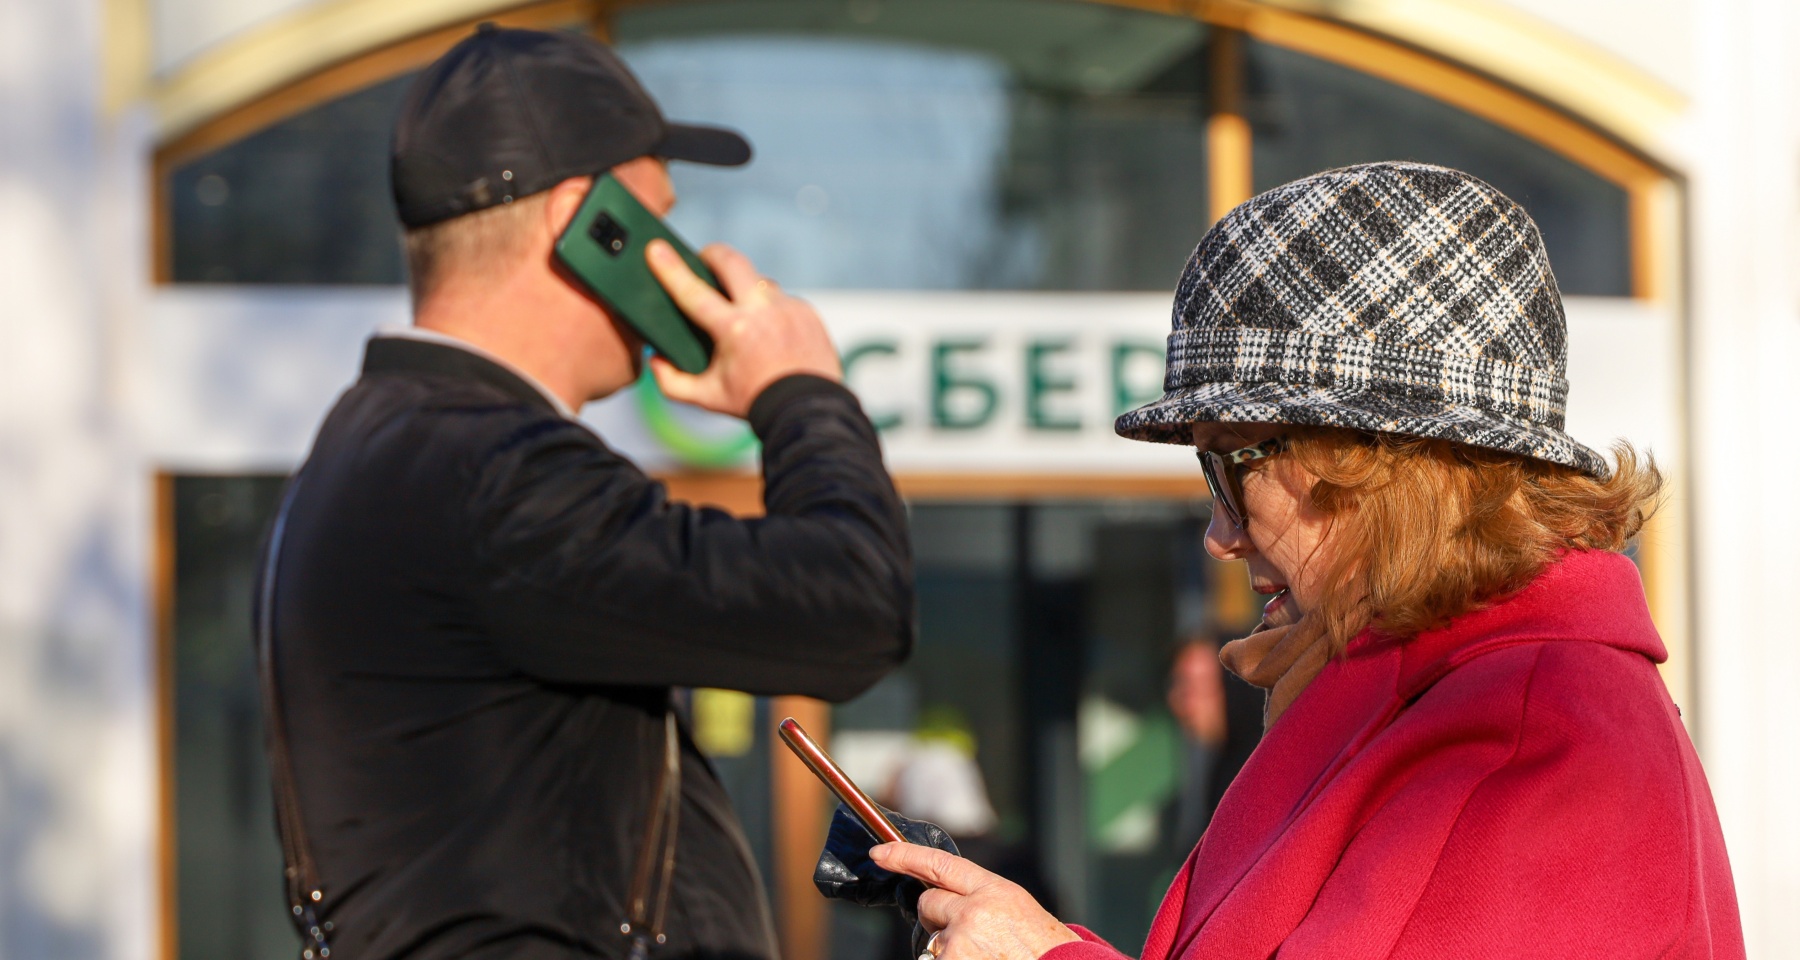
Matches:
[1137,846,1196,960]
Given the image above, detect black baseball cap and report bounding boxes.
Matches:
[391,23,751,228]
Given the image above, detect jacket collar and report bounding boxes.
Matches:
[362,334,565,417]
[1370,549,1666,702]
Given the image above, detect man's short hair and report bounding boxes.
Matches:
[403,192,550,305]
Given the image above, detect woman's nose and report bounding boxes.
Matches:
[1204,505,1253,561]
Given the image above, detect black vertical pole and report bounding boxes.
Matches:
[1015,504,1088,921]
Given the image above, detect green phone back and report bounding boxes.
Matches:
[553,174,718,374]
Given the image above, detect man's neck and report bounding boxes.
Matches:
[386,326,575,417]
[412,282,594,413]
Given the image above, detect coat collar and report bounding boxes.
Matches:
[1158,548,1663,958]
[361,334,565,417]
[1379,549,1665,702]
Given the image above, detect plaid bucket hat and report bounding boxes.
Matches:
[1115,161,1607,478]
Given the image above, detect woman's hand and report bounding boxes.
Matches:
[870,842,1080,960]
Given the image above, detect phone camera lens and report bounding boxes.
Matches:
[589,213,630,258]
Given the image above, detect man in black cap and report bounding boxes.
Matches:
[258,25,913,960]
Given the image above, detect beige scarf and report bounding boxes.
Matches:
[1219,619,1335,730]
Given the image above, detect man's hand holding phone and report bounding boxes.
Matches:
[644,239,842,420]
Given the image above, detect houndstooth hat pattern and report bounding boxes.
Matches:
[1116,161,1607,477]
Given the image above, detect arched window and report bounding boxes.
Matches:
[158,0,1660,298]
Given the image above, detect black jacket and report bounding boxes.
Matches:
[267,336,913,960]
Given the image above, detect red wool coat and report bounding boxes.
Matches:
[1045,549,1743,960]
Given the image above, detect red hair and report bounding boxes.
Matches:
[1278,429,1662,650]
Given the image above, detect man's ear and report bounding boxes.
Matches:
[544,175,594,239]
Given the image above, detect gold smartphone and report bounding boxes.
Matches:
[776,717,907,845]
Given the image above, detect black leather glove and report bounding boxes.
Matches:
[813,803,958,927]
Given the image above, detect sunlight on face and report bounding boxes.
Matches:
[1190,422,1336,630]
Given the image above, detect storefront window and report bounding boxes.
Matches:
[1246,40,1632,296]
[169,476,294,960]
[614,0,1211,290]
[166,0,1214,291]
[158,4,1656,955]
[162,3,1635,297]
[168,76,413,284]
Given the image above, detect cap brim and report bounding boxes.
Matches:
[1114,380,1611,478]
[657,123,752,166]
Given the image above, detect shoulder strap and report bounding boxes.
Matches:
[258,476,681,960]
[623,709,682,960]
[255,478,332,960]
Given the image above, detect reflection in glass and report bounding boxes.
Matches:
[160,6,1639,299]
[169,76,413,284]
[615,0,1212,291]
[171,476,295,960]
[167,1,1215,291]
[1246,40,1632,297]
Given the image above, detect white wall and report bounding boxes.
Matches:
[141,0,1705,94]
[1498,0,1694,93]
[151,0,312,73]
[1683,0,1800,955]
[0,0,155,958]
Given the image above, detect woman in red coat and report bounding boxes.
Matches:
[870,163,1745,959]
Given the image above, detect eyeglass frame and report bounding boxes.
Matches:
[1196,436,1288,531]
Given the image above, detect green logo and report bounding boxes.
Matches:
[634,368,759,469]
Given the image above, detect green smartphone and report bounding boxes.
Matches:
[553,172,717,374]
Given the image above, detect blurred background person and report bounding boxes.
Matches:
[888,708,999,845]
[1163,634,1260,855]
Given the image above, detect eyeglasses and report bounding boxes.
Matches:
[1196,436,1287,531]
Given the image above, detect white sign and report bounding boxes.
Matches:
[137,289,1672,478]
[582,292,1198,473]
